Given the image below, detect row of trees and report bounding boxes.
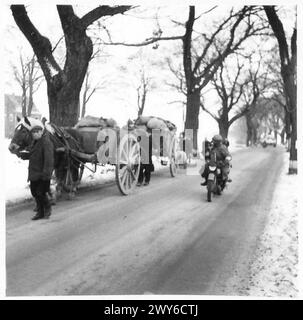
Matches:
[9,5,297,172]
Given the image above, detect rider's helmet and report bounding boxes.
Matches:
[212,134,223,146]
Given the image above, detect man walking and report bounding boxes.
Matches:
[137,131,153,186]
[20,120,54,220]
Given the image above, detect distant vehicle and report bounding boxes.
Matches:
[261,135,277,148]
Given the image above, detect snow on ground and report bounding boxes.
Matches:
[5,136,245,205]
[5,137,298,296]
[247,152,298,298]
[4,138,165,205]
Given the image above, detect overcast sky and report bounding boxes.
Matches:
[1,1,299,144]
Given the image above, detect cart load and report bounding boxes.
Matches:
[71,115,141,195]
[133,115,176,132]
[125,116,178,177]
[74,115,119,154]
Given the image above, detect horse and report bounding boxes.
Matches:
[8,116,84,199]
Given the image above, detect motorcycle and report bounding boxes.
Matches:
[206,153,232,202]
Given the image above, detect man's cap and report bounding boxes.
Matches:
[212,134,223,142]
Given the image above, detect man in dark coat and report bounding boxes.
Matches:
[200,134,231,186]
[20,123,54,220]
[137,131,154,186]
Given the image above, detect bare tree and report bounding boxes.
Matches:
[102,6,266,150]
[265,43,292,148]
[12,53,28,116]
[136,68,151,116]
[201,53,267,139]
[264,6,297,173]
[11,5,132,126]
[246,97,285,146]
[181,6,267,149]
[203,59,248,138]
[12,53,43,116]
[245,108,261,146]
[79,68,106,118]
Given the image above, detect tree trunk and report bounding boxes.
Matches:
[264,6,296,173]
[185,90,200,151]
[289,105,297,173]
[252,126,258,145]
[48,78,83,126]
[218,110,229,139]
[27,84,33,116]
[280,126,285,145]
[137,88,146,117]
[48,22,93,126]
[218,119,229,139]
[245,114,252,146]
[274,130,278,141]
[11,5,131,127]
[284,109,291,139]
[21,85,27,117]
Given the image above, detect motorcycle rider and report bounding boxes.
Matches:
[200,134,231,186]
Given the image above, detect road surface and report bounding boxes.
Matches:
[6,146,284,296]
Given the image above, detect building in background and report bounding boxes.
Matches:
[4,94,42,138]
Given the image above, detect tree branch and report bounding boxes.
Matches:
[11,5,61,81]
[81,5,132,29]
[103,35,183,47]
[264,6,290,66]
[200,104,219,121]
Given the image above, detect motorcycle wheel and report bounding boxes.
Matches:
[207,180,213,202]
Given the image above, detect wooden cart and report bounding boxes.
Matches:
[57,117,178,197]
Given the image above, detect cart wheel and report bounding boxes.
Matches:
[169,136,178,177]
[116,133,141,195]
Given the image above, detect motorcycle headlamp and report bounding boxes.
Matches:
[209,166,216,171]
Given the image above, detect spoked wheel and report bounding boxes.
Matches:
[116,133,141,195]
[169,136,178,177]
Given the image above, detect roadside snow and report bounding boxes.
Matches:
[5,137,244,205]
[247,152,298,298]
[4,138,164,205]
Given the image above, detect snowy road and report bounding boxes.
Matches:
[6,146,285,296]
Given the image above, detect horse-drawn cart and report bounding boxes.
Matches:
[56,116,142,196]
[64,115,178,196]
[9,115,178,198]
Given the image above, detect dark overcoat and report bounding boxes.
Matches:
[27,131,54,181]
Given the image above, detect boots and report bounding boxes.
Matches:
[31,202,44,220]
[31,196,52,220]
[33,199,38,212]
[44,204,52,219]
[43,196,52,219]
[47,190,56,206]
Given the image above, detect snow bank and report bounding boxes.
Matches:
[5,139,31,204]
[4,138,165,205]
[4,132,245,206]
[4,139,117,205]
[247,152,298,298]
